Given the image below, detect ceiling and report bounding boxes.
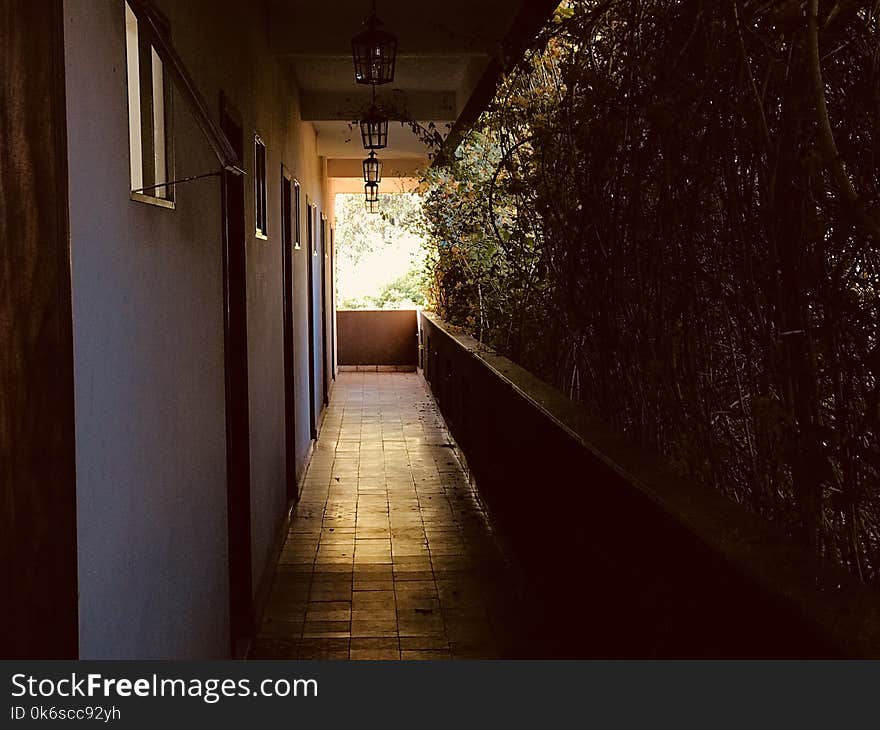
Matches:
[267,0,542,176]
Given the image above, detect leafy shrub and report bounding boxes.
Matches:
[421,0,880,580]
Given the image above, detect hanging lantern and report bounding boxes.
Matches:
[363,151,382,184]
[351,1,397,86]
[365,181,380,204]
[359,108,388,150]
[365,197,380,214]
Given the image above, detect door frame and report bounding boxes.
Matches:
[320,213,330,406]
[329,226,336,379]
[219,94,254,651]
[280,167,297,501]
[306,201,318,439]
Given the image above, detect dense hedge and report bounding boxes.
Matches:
[420,0,880,579]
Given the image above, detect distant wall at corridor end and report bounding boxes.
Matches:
[337,310,418,368]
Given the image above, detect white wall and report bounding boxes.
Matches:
[64,0,328,658]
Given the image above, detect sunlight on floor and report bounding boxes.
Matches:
[250,372,524,660]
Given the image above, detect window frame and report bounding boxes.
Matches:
[293,179,302,250]
[312,205,318,256]
[125,1,175,209]
[306,198,314,255]
[254,133,268,239]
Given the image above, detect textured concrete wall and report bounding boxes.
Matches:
[338,310,418,367]
[64,0,328,658]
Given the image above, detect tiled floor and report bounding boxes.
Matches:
[249,372,524,660]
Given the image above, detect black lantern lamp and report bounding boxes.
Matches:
[365,182,380,214]
[351,1,397,86]
[359,105,388,150]
[363,151,382,184]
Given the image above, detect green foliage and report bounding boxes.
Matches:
[374,268,427,309]
[336,192,428,310]
[335,192,426,266]
[420,0,880,580]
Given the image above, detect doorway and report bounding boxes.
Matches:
[330,226,336,378]
[306,203,317,439]
[220,95,254,649]
[281,169,297,502]
[320,214,330,406]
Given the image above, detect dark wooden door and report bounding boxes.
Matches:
[219,96,254,649]
[320,215,330,406]
[1,0,78,659]
[330,227,336,378]
[306,204,317,439]
[281,170,297,501]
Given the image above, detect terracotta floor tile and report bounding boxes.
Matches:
[397,618,445,637]
[393,569,435,582]
[313,563,355,574]
[350,637,399,652]
[302,620,351,638]
[350,648,401,660]
[399,635,450,651]
[249,638,300,659]
[400,650,451,660]
[393,580,437,595]
[352,590,396,609]
[353,579,394,591]
[305,602,352,622]
[297,638,350,660]
[352,608,397,622]
[308,584,352,602]
[353,565,393,579]
[350,620,399,638]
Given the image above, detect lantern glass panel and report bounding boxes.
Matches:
[359,112,388,150]
[365,182,380,203]
[352,23,397,85]
[365,197,380,214]
[363,153,382,183]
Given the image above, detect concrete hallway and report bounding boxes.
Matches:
[250,372,525,659]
